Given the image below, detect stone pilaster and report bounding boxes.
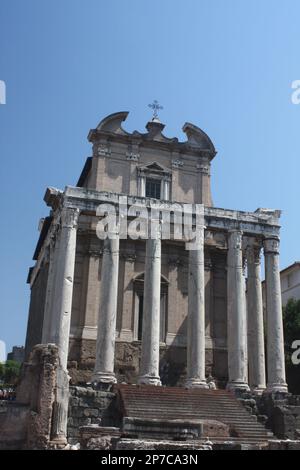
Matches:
[226,230,249,391]
[119,251,136,341]
[246,243,266,394]
[127,137,141,195]
[41,242,55,343]
[264,237,288,393]
[92,235,120,385]
[196,159,212,206]
[185,224,208,388]
[138,222,162,386]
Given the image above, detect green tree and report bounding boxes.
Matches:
[2,360,21,385]
[0,362,5,382]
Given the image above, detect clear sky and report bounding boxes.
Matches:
[0,0,299,355]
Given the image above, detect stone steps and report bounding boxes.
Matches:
[115,384,273,442]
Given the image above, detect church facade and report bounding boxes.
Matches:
[25,111,287,395]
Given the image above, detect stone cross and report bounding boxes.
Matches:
[148,100,163,119]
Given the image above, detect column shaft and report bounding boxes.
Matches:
[227,230,249,391]
[185,226,208,388]
[246,244,266,393]
[51,208,79,369]
[92,235,120,385]
[50,206,79,443]
[264,238,288,393]
[138,230,162,385]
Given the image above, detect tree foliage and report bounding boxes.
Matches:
[0,360,21,385]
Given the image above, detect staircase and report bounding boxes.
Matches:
[115,384,274,445]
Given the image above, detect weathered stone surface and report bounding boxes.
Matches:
[115,438,212,450]
[1,344,60,450]
[186,221,208,389]
[92,236,120,385]
[264,238,288,393]
[79,425,121,450]
[0,402,29,450]
[67,386,117,442]
[138,234,162,386]
[226,230,249,392]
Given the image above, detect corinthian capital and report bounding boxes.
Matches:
[228,230,243,250]
[246,243,262,265]
[263,237,280,255]
[60,207,80,229]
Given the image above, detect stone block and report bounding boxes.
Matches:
[83,408,99,418]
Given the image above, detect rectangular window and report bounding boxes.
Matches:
[146,178,161,199]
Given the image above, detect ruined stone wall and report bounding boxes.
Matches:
[0,344,59,450]
[238,391,300,441]
[0,402,29,449]
[67,386,117,443]
[17,344,59,449]
[67,340,223,387]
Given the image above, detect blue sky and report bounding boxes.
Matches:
[0,0,299,355]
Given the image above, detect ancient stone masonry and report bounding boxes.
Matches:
[17,112,292,447]
[0,344,59,449]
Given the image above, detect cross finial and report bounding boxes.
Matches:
[148,100,163,120]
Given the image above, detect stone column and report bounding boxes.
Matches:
[138,223,162,385]
[51,207,80,369]
[246,244,266,393]
[185,225,208,388]
[92,235,120,385]
[50,206,79,444]
[161,178,170,200]
[138,175,146,197]
[264,237,288,393]
[226,230,249,391]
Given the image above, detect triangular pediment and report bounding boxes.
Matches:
[140,161,171,173]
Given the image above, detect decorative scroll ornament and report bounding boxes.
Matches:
[196,163,210,175]
[97,144,111,157]
[172,159,184,168]
[126,152,140,161]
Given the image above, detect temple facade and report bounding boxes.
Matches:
[25,111,288,395]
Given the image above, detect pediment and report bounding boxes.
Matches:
[139,161,171,174]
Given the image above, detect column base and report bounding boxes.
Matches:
[91,371,117,385]
[185,378,209,389]
[251,386,266,396]
[265,382,288,394]
[49,435,68,449]
[138,375,161,386]
[226,381,250,392]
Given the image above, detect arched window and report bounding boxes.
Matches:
[133,273,168,342]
